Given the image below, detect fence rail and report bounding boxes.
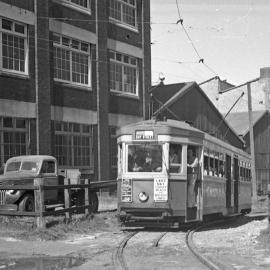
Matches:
[0,178,117,228]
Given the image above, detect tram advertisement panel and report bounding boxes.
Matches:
[121,179,132,202]
[154,178,168,201]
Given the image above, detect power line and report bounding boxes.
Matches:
[175,0,219,77]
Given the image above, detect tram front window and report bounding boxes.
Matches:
[169,144,182,173]
[128,144,162,172]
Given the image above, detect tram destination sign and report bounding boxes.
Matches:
[135,130,154,140]
[154,178,168,201]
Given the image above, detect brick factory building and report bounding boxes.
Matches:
[0,0,151,181]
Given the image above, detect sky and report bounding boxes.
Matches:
[150,0,270,86]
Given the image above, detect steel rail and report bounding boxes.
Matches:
[186,219,236,270]
[152,232,167,247]
[112,231,137,270]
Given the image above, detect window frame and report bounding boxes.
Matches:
[0,117,29,164]
[54,0,92,14]
[54,121,94,169]
[53,33,92,88]
[109,50,138,96]
[0,17,28,76]
[169,143,183,174]
[109,0,138,31]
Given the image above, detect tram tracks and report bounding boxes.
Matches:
[112,218,238,270]
[112,231,137,270]
[186,217,241,270]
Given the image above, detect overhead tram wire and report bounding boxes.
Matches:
[175,0,219,77]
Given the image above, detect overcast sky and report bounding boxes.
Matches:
[150,0,270,85]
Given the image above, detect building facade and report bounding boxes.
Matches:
[0,0,151,180]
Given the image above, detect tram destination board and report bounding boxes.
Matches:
[135,130,154,140]
[154,178,168,201]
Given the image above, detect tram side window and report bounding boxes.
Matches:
[214,154,219,176]
[219,154,225,177]
[169,144,182,173]
[240,164,244,181]
[203,152,209,175]
[247,166,251,181]
[209,155,214,176]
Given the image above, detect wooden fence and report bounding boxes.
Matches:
[0,178,117,228]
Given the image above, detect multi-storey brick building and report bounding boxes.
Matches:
[0,0,151,180]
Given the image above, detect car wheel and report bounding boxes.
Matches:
[19,194,35,212]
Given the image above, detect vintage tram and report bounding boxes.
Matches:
[116,119,252,227]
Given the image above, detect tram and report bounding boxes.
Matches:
[116,119,252,227]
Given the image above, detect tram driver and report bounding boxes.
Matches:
[187,147,199,208]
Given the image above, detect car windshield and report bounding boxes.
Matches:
[21,161,39,172]
[127,144,163,173]
[6,162,21,172]
[6,161,39,173]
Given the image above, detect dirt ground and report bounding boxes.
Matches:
[0,212,269,270]
[0,195,269,269]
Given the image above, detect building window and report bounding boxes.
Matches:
[109,0,137,28]
[0,17,28,75]
[58,0,91,13]
[0,117,28,164]
[54,121,94,168]
[53,34,91,87]
[109,50,138,96]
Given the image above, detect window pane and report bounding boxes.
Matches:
[2,19,12,30]
[2,33,25,72]
[127,144,162,173]
[169,144,182,173]
[15,23,25,34]
[71,0,88,8]
[3,117,13,128]
[109,0,136,27]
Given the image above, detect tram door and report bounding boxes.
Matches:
[225,154,232,209]
[233,157,239,213]
[186,146,201,221]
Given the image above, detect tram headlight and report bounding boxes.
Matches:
[138,192,149,202]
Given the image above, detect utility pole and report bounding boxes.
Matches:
[247,82,258,211]
[260,67,270,224]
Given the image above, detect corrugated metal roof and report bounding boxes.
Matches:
[225,111,267,136]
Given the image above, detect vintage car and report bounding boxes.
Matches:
[0,155,98,212]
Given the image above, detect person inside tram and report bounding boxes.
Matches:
[187,147,199,207]
[169,144,182,173]
[142,153,153,172]
[132,154,144,172]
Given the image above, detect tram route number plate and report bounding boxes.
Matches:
[121,178,132,202]
[154,178,168,202]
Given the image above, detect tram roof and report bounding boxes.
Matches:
[116,119,204,139]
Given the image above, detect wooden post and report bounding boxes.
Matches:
[34,177,45,228]
[64,177,71,221]
[247,82,258,212]
[84,179,90,215]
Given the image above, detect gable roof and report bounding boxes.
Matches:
[225,111,267,136]
[151,82,196,117]
[150,81,245,145]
